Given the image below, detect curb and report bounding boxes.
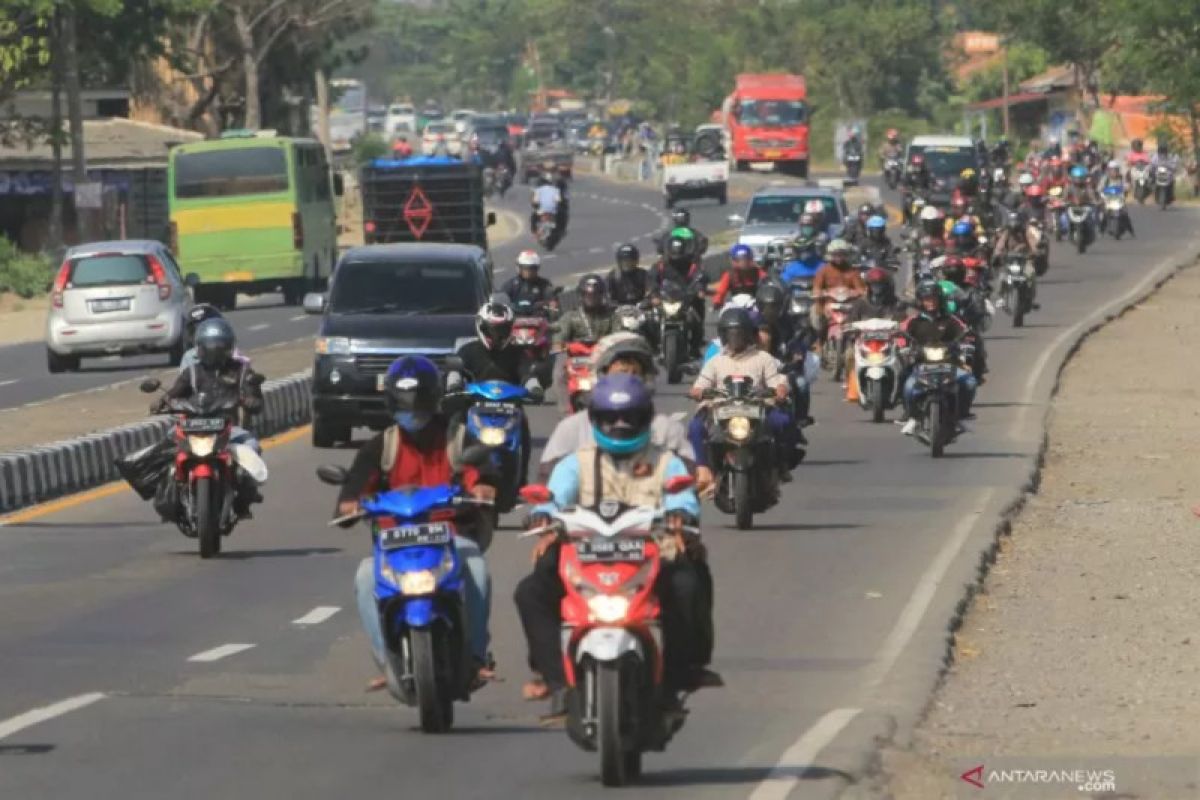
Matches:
[0,371,312,514]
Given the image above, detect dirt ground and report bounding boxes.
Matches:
[0,339,314,452]
[0,292,48,345]
[875,261,1200,799]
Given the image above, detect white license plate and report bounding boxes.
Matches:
[90,298,131,313]
[378,521,452,550]
[376,373,386,391]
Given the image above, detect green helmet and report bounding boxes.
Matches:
[937,279,960,314]
[670,226,694,241]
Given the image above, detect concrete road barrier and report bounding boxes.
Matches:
[0,371,312,514]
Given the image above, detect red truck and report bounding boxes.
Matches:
[721,73,810,177]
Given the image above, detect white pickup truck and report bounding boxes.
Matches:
[662,159,729,208]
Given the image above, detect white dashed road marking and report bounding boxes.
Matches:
[289,314,307,322]
[187,643,256,663]
[292,606,341,625]
[248,323,270,331]
[0,693,107,741]
[0,378,18,387]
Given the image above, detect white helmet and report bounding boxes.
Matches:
[475,301,515,349]
[1107,159,1120,171]
[516,250,541,271]
[1017,172,1035,187]
[919,205,941,222]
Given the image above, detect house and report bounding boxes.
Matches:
[964,63,1083,145]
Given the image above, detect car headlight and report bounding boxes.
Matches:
[727,416,751,440]
[923,346,947,361]
[478,426,507,447]
[315,336,351,355]
[187,435,216,457]
[577,377,593,392]
[661,300,682,316]
[587,595,630,623]
[399,569,438,596]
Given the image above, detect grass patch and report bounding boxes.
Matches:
[0,237,53,299]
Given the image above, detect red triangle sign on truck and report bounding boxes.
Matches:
[403,185,434,239]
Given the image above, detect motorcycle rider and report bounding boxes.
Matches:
[335,355,498,692]
[711,243,766,308]
[1126,138,1151,177]
[847,267,909,324]
[155,318,264,513]
[1151,140,1179,205]
[516,373,718,718]
[687,306,800,477]
[754,280,815,430]
[606,242,651,305]
[530,172,562,235]
[879,128,903,170]
[899,280,978,436]
[902,152,931,225]
[1065,163,1100,220]
[555,274,617,348]
[937,256,991,379]
[844,202,875,247]
[1098,160,1135,237]
[842,126,864,173]
[655,229,707,356]
[859,214,899,268]
[812,238,867,342]
[501,250,559,313]
[780,231,825,284]
[665,207,709,256]
[179,303,237,369]
[496,136,518,183]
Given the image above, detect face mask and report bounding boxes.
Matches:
[394,411,433,432]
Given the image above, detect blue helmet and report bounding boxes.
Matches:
[383,355,442,430]
[1069,164,1088,180]
[951,220,973,237]
[866,214,886,230]
[730,243,753,261]
[588,373,653,455]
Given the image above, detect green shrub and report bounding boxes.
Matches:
[352,133,391,165]
[0,237,53,298]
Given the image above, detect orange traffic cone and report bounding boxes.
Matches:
[845,353,859,403]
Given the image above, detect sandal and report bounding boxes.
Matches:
[365,675,388,693]
[522,677,551,701]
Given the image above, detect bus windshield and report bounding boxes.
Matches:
[737,99,807,127]
[174,148,289,199]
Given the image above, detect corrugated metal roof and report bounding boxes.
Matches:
[0,118,202,168]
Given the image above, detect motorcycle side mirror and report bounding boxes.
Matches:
[664,475,695,494]
[316,464,348,485]
[246,372,266,387]
[727,214,745,226]
[486,211,497,227]
[519,484,552,504]
[442,356,465,375]
[139,378,162,393]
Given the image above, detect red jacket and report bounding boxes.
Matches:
[712,266,766,307]
[354,427,480,499]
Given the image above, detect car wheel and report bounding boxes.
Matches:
[47,348,79,373]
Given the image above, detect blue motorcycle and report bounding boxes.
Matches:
[454,381,530,514]
[317,467,485,733]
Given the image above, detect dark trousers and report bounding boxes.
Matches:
[513,543,713,692]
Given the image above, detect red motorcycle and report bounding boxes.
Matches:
[819,286,861,383]
[511,297,557,392]
[563,340,596,412]
[519,476,696,786]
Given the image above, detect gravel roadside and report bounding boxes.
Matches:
[872,259,1200,799]
[0,338,314,451]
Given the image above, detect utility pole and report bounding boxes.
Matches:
[1001,38,1011,138]
[48,7,64,254]
[62,2,89,241]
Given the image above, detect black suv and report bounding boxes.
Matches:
[305,243,493,447]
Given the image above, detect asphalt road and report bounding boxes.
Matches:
[2,183,1198,799]
[0,172,732,412]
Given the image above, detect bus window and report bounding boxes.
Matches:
[174,148,289,199]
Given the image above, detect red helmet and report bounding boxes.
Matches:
[865,266,890,284]
[1025,184,1045,198]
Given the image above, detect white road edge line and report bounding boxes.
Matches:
[0,378,18,387]
[187,643,256,663]
[248,323,270,331]
[292,606,340,625]
[861,489,996,694]
[289,314,307,322]
[0,692,107,741]
[748,707,862,800]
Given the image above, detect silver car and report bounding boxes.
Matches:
[45,240,193,373]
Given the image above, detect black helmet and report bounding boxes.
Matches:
[941,256,966,286]
[382,355,442,426]
[717,306,755,351]
[755,281,785,322]
[615,242,639,272]
[475,300,514,349]
[864,267,894,305]
[670,208,691,228]
[577,273,608,312]
[194,318,235,368]
[665,231,697,264]
[915,279,945,315]
[858,202,874,220]
[1157,140,1168,154]
[1131,138,1143,151]
[186,304,224,345]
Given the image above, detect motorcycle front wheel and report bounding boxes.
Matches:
[733,470,753,530]
[195,477,221,558]
[1013,287,1026,328]
[663,330,683,384]
[411,628,453,734]
[598,660,639,786]
[870,379,886,423]
[927,401,945,458]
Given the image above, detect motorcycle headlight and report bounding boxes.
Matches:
[923,346,947,361]
[478,426,507,447]
[727,416,752,440]
[865,352,886,365]
[1107,199,1121,210]
[187,435,216,457]
[1008,262,1023,274]
[577,377,594,392]
[587,595,630,623]
[661,300,682,316]
[315,336,351,355]
[398,569,438,596]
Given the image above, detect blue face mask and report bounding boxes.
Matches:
[394,411,433,432]
[593,426,650,455]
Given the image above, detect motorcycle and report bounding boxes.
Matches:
[658,278,699,384]
[844,152,863,183]
[137,377,267,559]
[1154,164,1175,210]
[536,211,559,251]
[1100,185,1129,240]
[1027,218,1050,276]
[910,344,963,458]
[495,165,513,198]
[482,166,497,198]
[564,340,597,412]
[849,319,904,423]
[702,376,779,529]
[318,466,490,733]
[451,381,531,516]
[884,157,901,190]
[997,253,1036,328]
[614,303,650,339]
[1066,205,1094,254]
[819,286,860,383]
[1047,185,1067,240]
[517,478,698,786]
[511,298,555,390]
[1130,163,1151,204]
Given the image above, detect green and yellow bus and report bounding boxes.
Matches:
[168,132,339,309]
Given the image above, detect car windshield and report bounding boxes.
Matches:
[913,146,977,177]
[737,99,807,127]
[745,195,840,226]
[473,127,507,146]
[69,254,149,287]
[527,125,563,143]
[174,147,289,198]
[329,261,478,314]
[426,122,454,134]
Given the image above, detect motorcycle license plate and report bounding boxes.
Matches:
[575,537,645,563]
[715,403,762,420]
[378,522,452,550]
[181,417,227,433]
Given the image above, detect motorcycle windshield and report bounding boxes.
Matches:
[467,381,528,402]
[363,484,458,520]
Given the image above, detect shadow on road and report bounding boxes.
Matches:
[6,520,160,529]
[0,744,55,755]
[180,547,343,559]
[635,764,854,788]
[722,523,862,533]
[940,451,1028,460]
